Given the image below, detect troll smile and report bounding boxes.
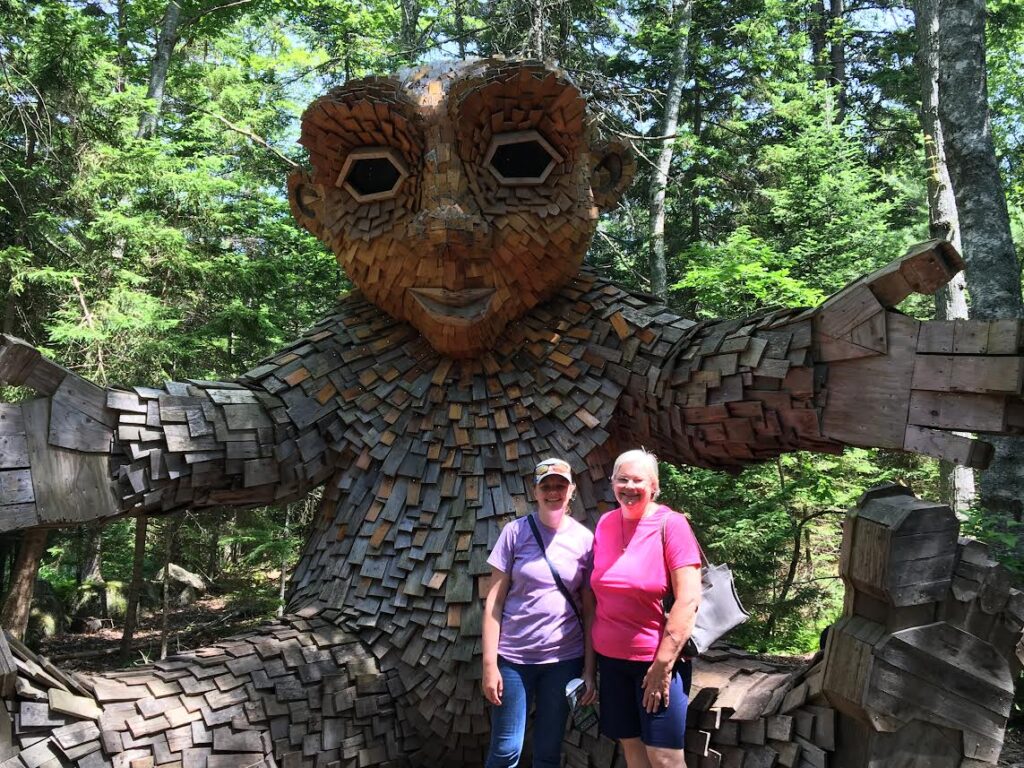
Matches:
[410,288,495,324]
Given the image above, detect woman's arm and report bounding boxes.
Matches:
[481,567,511,706]
[641,564,701,712]
[580,585,597,705]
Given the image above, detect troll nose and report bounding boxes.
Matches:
[410,198,490,245]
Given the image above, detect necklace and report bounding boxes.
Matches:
[619,514,639,552]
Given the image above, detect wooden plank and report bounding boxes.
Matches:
[911,355,1024,394]
[48,689,102,720]
[22,399,120,526]
[742,745,778,768]
[818,283,884,340]
[0,434,29,469]
[986,319,1023,353]
[822,313,918,450]
[0,470,33,505]
[0,634,15,698]
[917,321,955,353]
[868,657,1007,736]
[801,705,834,750]
[902,425,992,468]
[908,390,1007,432]
[875,624,1013,714]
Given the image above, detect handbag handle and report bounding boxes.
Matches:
[526,514,584,627]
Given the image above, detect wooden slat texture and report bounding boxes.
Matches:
[22,399,120,527]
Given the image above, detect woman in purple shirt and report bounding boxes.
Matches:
[482,458,597,768]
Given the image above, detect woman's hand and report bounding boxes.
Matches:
[641,659,672,712]
[580,669,597,706]
[482,661,504,706]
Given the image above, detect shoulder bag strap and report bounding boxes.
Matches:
[661,512,709,603]
[661,511,709,571]
[526,514,584,627]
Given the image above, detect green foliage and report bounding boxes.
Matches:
[659,449,940,653]
[674,228,824,319]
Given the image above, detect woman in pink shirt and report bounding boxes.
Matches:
[591,449,702,768]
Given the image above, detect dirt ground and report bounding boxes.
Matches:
[29,602,1024,765]
[34,595,265,673]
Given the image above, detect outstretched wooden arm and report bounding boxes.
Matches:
[620,240,1022,470]
[0,338,333,532]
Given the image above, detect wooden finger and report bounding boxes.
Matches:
[861,240,964,308]
[902,425,994,469]
[912,356,1024,394]
[908,390,1024,433]
[917,319,1024,355]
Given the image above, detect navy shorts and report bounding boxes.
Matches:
[597,654,692,749]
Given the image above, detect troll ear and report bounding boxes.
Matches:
[590,140,635,210]
[288,169,327,241]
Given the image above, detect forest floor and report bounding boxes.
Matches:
[30,600,1024,766]
[35,595,267,673]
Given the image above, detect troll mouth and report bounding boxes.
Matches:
[410,288,495,324]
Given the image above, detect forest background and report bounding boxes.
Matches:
[1,0,1024,678]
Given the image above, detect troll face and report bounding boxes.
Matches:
[288,59,632,358]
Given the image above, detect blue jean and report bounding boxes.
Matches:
[485,655,583,768]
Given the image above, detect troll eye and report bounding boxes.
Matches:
[485,130,562,186]
[338,147,408,202]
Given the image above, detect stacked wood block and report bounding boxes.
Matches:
[3,57,1024,767]
[821,484,1022,767]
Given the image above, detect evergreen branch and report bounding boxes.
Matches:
[181,0,254,29]
[70,275,107,386]
[191,107,299,169]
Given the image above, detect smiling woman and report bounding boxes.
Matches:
[480,458,597,768]
[591,449,703,768]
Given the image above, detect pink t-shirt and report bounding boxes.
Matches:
[591,505,701,660]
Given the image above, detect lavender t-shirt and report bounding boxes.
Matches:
[487,515,594,665]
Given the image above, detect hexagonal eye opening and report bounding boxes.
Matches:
[337,147,408,202]
[485,130,563,186]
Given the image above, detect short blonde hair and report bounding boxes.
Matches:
[612,448,660,499]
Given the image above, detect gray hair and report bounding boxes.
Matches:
[612,448,660,499]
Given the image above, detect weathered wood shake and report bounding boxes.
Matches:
[1,59,1023,767]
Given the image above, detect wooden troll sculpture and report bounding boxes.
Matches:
[1,59,1023,768]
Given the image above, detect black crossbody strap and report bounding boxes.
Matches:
[527,514,584,627]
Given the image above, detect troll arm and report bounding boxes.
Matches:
[616,240,1021,470]
[0,336,341,532]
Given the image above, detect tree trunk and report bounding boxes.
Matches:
[0,529,48,641]
[401,0,421,56]
[915,0,975,517]
[78,524,104,584]
[809,0,828,83]
[689,71,702,242]
[937,0,1024,535]
[278,505,292,617]
[120,514,148,662]
[136,0,182,139]
[829,0,846,120]
[159,520,182,660]
[648,0,693,299]
[529,0,545,59]
[455,0,466,58]
[206,516,222,580]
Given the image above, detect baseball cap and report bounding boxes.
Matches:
[534,458,573,484]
